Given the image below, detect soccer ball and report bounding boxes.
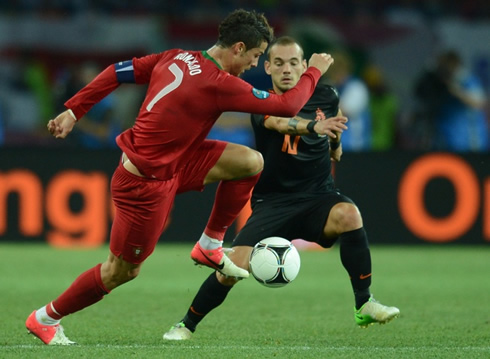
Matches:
[249,237,301,288]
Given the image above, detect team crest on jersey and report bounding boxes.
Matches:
[315,108,326,121]
[314,108,327,138]
[252,88,270,99]
[132,246,142,257]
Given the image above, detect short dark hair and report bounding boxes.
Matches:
[267,36,304,61]
[216,9,274,50]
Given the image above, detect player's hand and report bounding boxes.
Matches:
[330,142,343,162]
[47,110,77,139]
[314,115,348,139]
[308,53,334,76]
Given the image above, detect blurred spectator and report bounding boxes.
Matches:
[0,51,55,146]
[22,51,56,125]
[322,49,371,151]
[1,1,489,149]
[437,50,488,152]
[56,62,121,148]
[1,0,489,19]
[0,101,5,145]
[414,50,488,152]
[363,64,399,151]
[411,55,445,150]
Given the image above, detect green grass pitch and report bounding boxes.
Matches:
[1,243,489,358]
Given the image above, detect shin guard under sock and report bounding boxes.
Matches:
[205,172,261,241]
[49,263,110,318]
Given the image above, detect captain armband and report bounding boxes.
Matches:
[114,60,135,83]
[287,118,299,134]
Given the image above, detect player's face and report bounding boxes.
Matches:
[231,41,268,77]
[265,44,307,94]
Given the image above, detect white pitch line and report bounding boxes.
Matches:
[3,344,490,352]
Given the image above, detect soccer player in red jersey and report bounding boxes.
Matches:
[26,10,335,345]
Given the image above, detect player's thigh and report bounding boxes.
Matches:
[110,164,178,264]
[176,140,227,193]
[232,199,301,247]
[324,202,363,235]
[298,192,355,247]
[204,142,263,183]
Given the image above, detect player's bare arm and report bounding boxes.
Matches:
[329,109,344,142]
[47,110,77,139]
[329,109,343,162]
[264,114,347,137]
[329,140,343,162]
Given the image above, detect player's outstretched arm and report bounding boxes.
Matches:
[312,115,348,138]
[47,110,77,139]
[264,114,347,138]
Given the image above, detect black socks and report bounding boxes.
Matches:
[339,227,372,309]
[182,273,232,332]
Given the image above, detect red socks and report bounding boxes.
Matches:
[205,172,261,241]
[47,263,110,319]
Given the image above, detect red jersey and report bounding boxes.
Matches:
[65,49,321,180]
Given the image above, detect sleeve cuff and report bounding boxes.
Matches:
[67,109,78,122]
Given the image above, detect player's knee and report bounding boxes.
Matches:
[330,203,363,232]
[242,148,264,174]
[102,256,141,289]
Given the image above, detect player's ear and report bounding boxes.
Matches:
[302,59,307,71]
[264,60,272,75]
[232,42,246,55]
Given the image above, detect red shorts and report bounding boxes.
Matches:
[110,140,227,264]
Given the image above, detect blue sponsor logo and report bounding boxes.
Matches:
[252,88,270,99]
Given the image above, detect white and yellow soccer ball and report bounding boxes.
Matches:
[249,237,301,288]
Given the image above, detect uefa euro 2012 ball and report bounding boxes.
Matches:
[249,237,301,288]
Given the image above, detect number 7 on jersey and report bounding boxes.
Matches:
[146,63,183,111]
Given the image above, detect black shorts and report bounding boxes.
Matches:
[232,191,354,249]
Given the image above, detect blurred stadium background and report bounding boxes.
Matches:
[0,1,489,247]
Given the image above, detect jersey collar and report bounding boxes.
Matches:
[202,50,222,69]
